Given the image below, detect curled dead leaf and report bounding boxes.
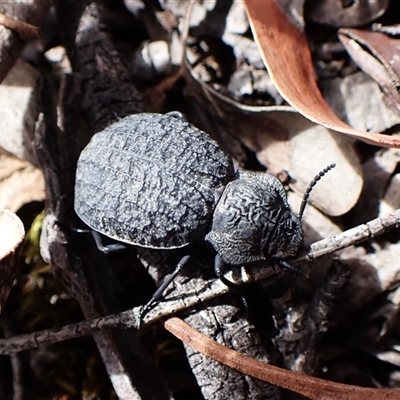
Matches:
[339,28,400,115]
[164,317,400,400]
[242,0,400,148]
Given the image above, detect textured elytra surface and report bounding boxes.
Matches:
[74,113,235,248]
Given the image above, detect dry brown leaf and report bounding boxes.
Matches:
[164,317,400,400]
[242,0,400,148]
[339,28,400,115]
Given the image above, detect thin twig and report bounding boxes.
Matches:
[295,209,400,265]
[0,210,399,354]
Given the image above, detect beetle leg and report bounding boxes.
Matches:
[74,228,130,254]
[139,255,191,325]
[90,231,130,254]
[214,255,248,316]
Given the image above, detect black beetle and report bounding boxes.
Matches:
[74,112,334,310]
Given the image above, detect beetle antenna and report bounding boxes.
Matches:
[298,163,336,220]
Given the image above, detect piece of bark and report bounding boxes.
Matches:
[0,210,25,314]
[54,0,143,133]
[243,0,400,148]
[45,2,171,399]
[35,75,134,400]
[272,259,351,375]
[183,302,280,400]
[35,69,166,400]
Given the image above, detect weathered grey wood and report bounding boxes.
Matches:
[35,74,144,400]
[55,0,142,133]
[35,2,171,398]
[138,248,281,400]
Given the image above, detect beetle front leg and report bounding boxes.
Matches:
[214,254,240,292]
[214,255,248,316]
